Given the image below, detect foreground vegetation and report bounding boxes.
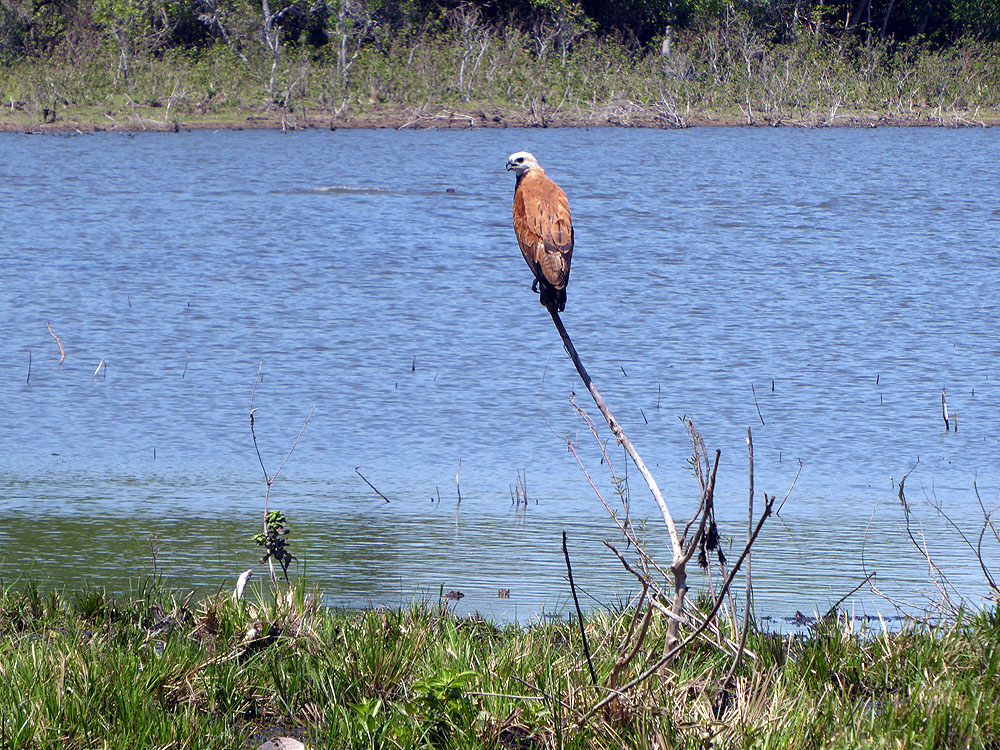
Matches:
[1,580,999,749]
[2,0,1000,129]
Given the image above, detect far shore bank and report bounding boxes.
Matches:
[3,103,998,134]
[6,22,999,138]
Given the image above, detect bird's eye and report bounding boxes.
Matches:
[516,157,523,163]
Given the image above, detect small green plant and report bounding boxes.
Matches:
[74,587,114,620]
[248,362,313,588]
[253,509,296,582]
[407,670,478,746]
[349,696,389,747]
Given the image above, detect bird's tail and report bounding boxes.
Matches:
[539,280,566,313]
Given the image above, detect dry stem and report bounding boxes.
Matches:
[47,321,65,365]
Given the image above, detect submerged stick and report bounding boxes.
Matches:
[26,348,31,384]
[823,571,877,618]
[562,530,598,686]
[47,322,65,365]
[355,466,391,503]
[751,382,765,426]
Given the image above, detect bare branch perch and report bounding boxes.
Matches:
[548,310,679,554]
[548,309,757,668]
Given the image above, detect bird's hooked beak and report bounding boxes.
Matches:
[505,159,515,172]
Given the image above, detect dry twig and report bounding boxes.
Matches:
[562,531,598,686]
[355,467,391,503]
[47,321,65,364]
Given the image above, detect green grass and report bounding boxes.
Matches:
[1,580,998,749]
[2,24,999,130]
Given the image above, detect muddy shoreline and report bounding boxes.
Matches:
[3,104,997,133]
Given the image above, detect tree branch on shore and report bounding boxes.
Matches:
[546,307,778,723]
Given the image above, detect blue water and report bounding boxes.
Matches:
[1,126,998,622]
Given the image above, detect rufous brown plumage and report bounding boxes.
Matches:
[506,151,574,313]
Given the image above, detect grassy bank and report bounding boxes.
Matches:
[3,22,1000,132]
[1,581,998,749]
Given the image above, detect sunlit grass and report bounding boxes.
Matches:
[1,581,998,748]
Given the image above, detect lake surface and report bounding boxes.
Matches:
[1,126,999,624]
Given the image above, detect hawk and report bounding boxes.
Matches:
[506,151,574,313]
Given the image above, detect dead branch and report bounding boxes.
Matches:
[973,480,1000,595]
[581,492,776,724]
[554,303,774,700]
[775,458,803,516]
[355,467,391,503]
[897,460,964,613]
[565,409,672,585]
[603,541,751,662]
[925,479,998,598]
[569,395,636,541]
[608,583,651,689]
[565,439,673,592]
[823,571,877,618]
[751,382,765,426]
[46,321,65,364]
[562,531,598,686]
[549,310,680,552]
[550,308,702,657]
[715,427,757,716]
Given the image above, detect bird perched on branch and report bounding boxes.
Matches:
[506,151,574,313]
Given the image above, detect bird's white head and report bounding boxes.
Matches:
[506,151,540,176]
